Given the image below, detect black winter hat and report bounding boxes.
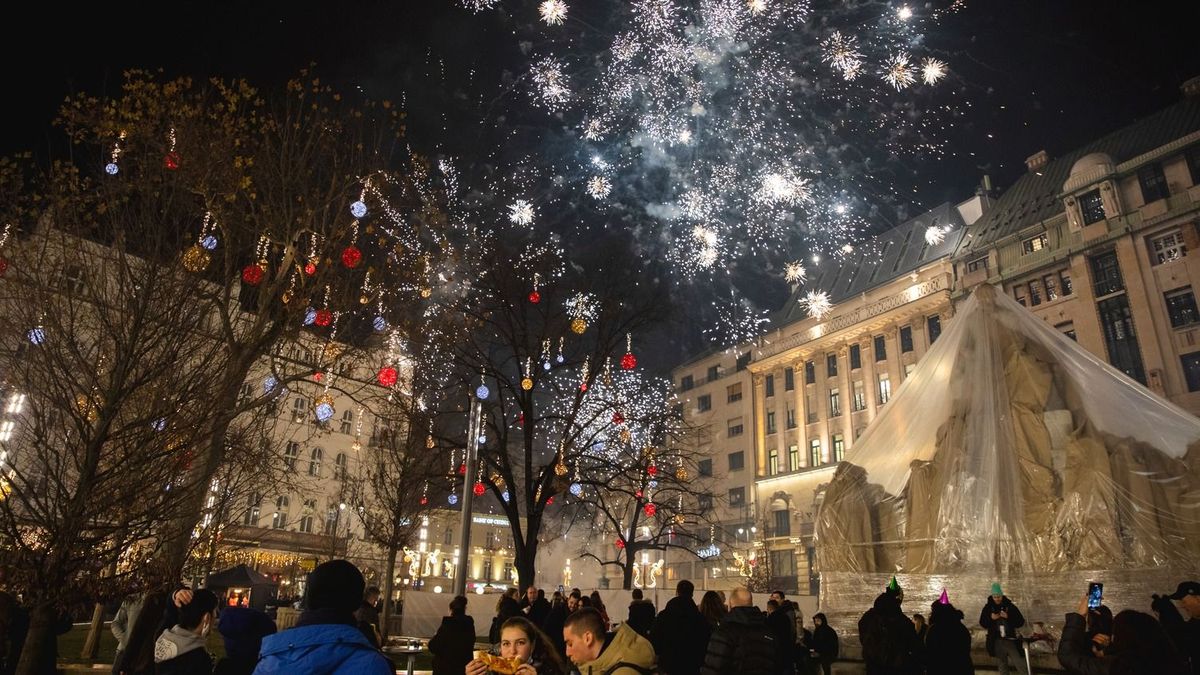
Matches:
[305,559,366,613]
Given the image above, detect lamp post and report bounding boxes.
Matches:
[452,387,486,597]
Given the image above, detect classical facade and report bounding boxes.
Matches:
[953,78,1200,417]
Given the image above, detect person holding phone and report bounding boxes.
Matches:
[1058,593,1188,675]
[979,582,1025,675]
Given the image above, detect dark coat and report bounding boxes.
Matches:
[924,605,973,675]
[699,606,777,675]
[626,600,656,638]
[978,595,1025,657]
[527,598,552,628]
[811,624,839,663]
[543,603,568,656]
[650,596,711,675]
[429,614,476,675]
[490,597,522,644]
[858,593,919,675]
[764,609,794,673]
[157,647,215,675]
[1057,613,1111,675]
[1155,595,1200,675]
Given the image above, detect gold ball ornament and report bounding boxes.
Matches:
[182,245,210,273]
[675,467,689,481]
[521,377,534,391]
[570,318,587,334]
[420,287,432,298]
[426,434,435,449]
[554,461,568,476]
[620,428,632,444]
[673,514,685,525]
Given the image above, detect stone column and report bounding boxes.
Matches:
[862,336,879,417]
[792,359,808,471]
[883,325,901,405]
[837,343,854,450]
[752,373,767,478]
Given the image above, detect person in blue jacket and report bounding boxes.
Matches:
[253,560,393,675]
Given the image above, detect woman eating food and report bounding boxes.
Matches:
[465,617,569,675]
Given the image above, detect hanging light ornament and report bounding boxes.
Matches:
[473,481,486,496]
[644,502,657,517]
[556,337,565,364]
[105,129,127,175]
[676,466,689,481]
[528,273,542,304]
[448,493,458,505]
[612,411,624,425]
[314,394,335,422]
[621,333,638,370]
[350,181,369,218]
[566,293,595,334]
[579,356,590,393]
[521,357,534,391]
[647,464,658,477]
[163,126,180,170]
[377,366,398,387]
[0,223,12,277]
[420,482,429,506]
[342,220,363,269]
[182,245,209,273]
[242,233,271,286]
[314,286,333,326]
[554,441,568,476]
[304,233,320,276]
[615,538,625,549]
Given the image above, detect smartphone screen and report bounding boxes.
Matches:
[1088,582,1103,609]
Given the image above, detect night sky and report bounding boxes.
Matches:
[3,0,1200,363]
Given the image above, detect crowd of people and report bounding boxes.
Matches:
[429,579,838,675]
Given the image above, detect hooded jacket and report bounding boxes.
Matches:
[626,599,656,638]
[650,595,711,675]
[578,624,657,675]
[428,614,476,675]
[700,605,777,675]
[154,626,214,675]
[858,593,919,675]
[252,623,393,675]
[924,604,973,675]
[978,595,1025,657]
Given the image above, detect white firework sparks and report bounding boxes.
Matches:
[883,53,916,90]
[539,0,568,26]
[822,31,864,80]
[508,199,536,226]
[530,57,570,110]
[582,119,606,141]
[896,5,913,20]
[924,225,946,246]
[784,261,807,284]
[587,175,612,199]
[802,290,834,320]
[566,292,599,323]
[458,0,499,11]
[747,0,768,15]
[756,171,812,207]
[703,298,770,347]
[921,57,948,85]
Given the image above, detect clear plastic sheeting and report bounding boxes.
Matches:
[815,284,1200,578]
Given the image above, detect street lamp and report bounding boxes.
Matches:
[452,387,486,597]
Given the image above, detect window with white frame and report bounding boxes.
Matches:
[283,442,300,471]
[292,396,309,423]
[334,453,348,481]
[1150,229,1187,265]
[340,410,354,434]
[308,447,323,477]
[852,381,866,411]
[272,496,289,529]
[1021,233,1048,255]
[878,373,892,404]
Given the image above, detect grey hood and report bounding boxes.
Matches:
[154,626,207,663]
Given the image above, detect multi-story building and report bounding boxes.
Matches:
[952,78,1200,416]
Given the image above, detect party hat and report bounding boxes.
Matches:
[887,576,902,594]
[939,589,949,605]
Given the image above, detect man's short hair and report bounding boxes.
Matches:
[569,589,582,600]
[537,589,545,600]
[564,607,606,639]
[772,590,785,598]
[631,589,643,600]
[178,589,219,629]
[677,579,695,598]
[365,586,381,598]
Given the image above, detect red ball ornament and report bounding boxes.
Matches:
[615,538,625,549]
[612,412,624,425]
[314,309,333,326]
[313,372,324,382]
[458,463,467,475]
[163,152,181,170]
[517,412,525,426]
[341,245,362,269]
[621,352,637,370]
[528,290,541,304]
[647,465,658,477]
[644,503,657,516]
[304,260,318,276]
[241,264,264,286]
[580,382,588,392]
[420,496,428,505]
[636,490,643,498]
[546,496,554,505]
[0,257,8,277]
[377,366,398,387]
[473,482,486,496]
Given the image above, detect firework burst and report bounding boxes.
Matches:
[921,57,948,85]
[508,199,536,226]
[784,261,807,285]
[539,0,568,26]
[883,53,916,90]
[802,290,834,320]
[587,176,612,199]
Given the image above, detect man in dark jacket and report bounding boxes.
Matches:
[523,587,552,628]
[356,586,382,648]
[253,560,393,675]
[765,600,794,675]
[650,580,711,675]
[1154,580,1200,675]
[214,605,276,675]
[859,587,919,675]
[626,589,656,638]
[154,589,218,675]
[429,595,475,675]
[700,587,776,675]
[978,583,1025,675]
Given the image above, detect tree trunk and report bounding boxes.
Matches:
[622,561,633,590]
[81,602,104,658]
[381,546,398,640]
[515,538,539,590]
[14,603,56,675]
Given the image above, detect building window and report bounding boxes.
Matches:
[1044,275,1060,301]
[727,419,744,437]
[900,326,913,353]
[729,487,745,506]
[1060,270,1074,296]
[804,361,815,384]
[768,448,779,475]
[784,367,795,391]
[1090,251,1125,297]
[698,459,713,477]
[966,256,989,274]
[707,365,719,382]
[786,407,796,429]
[284,442,300,472]
[308,447,323,477]
[826,353,838,378]
[850,344,862,369]
[727,383,743,403]
[697,394,712,412]
[878,373,892,404]
[832,434,845,462]
[1138,162,1171,203]
[1166,287,1200,328]
[771,549,797,578]
[773,509,791,537]
[698,493,713,512]
[1189,147,1200,185]
[1029,279,1044,307]
[904,363,916,378]
[765,375,775,397]
[874,335,886,361]
[852,380,866,411]
[1013,284,1028,306]
[1056,321,1077,341]
[928,315,942,343]
[324,508,340,536]
[789,444,799,471]
[1079,189,1105,225]
[680,375,694,391]
[1022,233,1048,255]
[61,265,87,294]
[809,439,822,467]
[1097,295,1147,384]
[334,453,348,481]
[766,411,777,434]
[828,388,841,417]
[736,352,752,371]
[1150,229,1187,265]
[728,451,745,471]
[292,396,309,423]
[1183,353,1200,392]
[272,496,289,529]
[243,493,261,527]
